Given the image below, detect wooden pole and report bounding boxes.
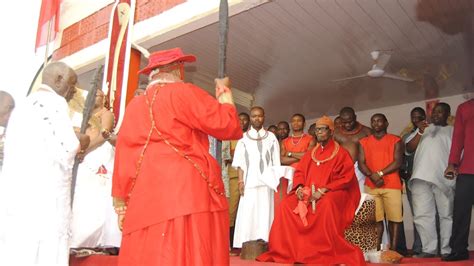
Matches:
[44,20,53,68]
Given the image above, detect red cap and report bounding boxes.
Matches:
[138,47,196,75]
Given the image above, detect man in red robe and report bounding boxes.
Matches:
[257,116,366,265]
[112,48,242,265]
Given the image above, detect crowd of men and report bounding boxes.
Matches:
[0,47,472,265]
[226,100,474,263]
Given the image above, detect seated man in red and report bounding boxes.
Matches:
[257,116,365,265]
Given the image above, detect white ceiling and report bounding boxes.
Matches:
[149,0,473,124]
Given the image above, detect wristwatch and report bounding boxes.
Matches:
[377,170,384,177]
[287,152,292,157]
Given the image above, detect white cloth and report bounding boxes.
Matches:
[409,125,454,255]
[71,141,122,248]
[232,186,274,248]
[232,127,281,188]
[355,193,374,215]
[0,128,5,174]
[232,127,280,248]
[354,161,366,193]
[409,125,455,196]
[260,166,295,193]
[0,85,79,266]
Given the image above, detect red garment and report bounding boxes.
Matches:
[257,139,365,265]
[35,0,61,51]
[449,99,474,174]
[276,134,314,204]
[112,82,242,264]
[118,210,229,266]
[293,187,311,227]
[283,134,314,168]
[360,134,402,190]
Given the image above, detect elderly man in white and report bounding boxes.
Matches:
[0,62,89,266]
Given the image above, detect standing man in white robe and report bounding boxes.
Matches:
[0,62,90,266]
[232,106,280,248]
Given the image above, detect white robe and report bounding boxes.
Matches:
[0,85,79,266]
[71,141,122,248]
[232,127,280,248]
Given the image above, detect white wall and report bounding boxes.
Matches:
[307,93,470,134]
[60,0,114,30]
[354,94,469,135]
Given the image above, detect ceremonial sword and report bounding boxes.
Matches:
[211,0,229,166]
[70,65,104,207]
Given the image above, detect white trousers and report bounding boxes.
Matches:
[411,179,454,255]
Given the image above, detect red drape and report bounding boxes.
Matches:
[35,0,61,51]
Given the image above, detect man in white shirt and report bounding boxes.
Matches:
[232,106,280,248]
[0,62,89,266]
[408,103,454,258]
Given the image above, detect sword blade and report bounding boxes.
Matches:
[218,0,229,79]
[214,0,229,165]
[71,65,104,208]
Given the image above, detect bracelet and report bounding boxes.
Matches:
[377,170,384,177]
[417,131,424,136]
[317,188,326,195]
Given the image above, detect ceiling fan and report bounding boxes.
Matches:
[332,51,415,83]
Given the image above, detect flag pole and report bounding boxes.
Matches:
[44,19,53,67]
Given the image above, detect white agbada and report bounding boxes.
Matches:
[71,141,122,248]
[232,127,280,248]
[409,125,454,255]
[0,85,79,266]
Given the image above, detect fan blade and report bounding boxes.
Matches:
[382,72,415,82]
[331,74,368,82]
[375,53,391,70]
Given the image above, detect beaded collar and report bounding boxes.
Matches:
[311,141,340,166]
[245,127,269,141]
[290,133,306,146]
